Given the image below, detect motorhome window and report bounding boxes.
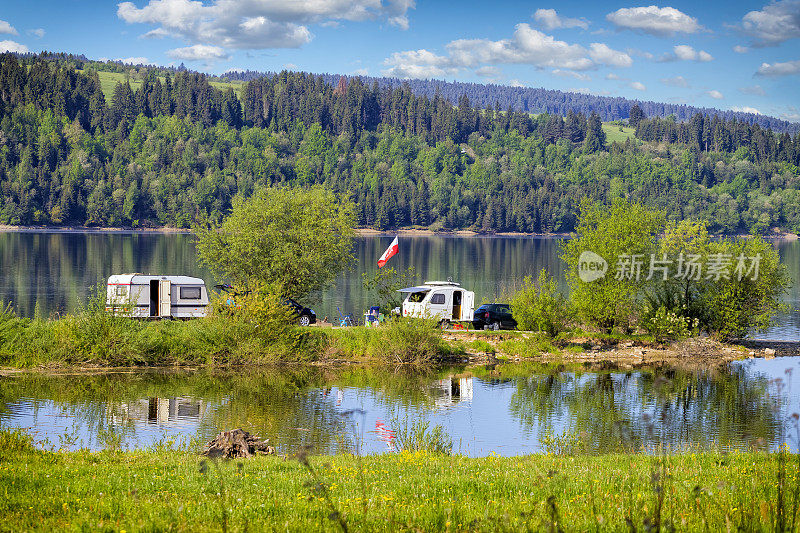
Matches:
[180,287,202,300]
[409,291,427,303]
[430,293,445,305]
[115,286,128,297]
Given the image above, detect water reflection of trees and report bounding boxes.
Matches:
[508,366,781,452]
[1,364,787,454]
[0,367,466,454]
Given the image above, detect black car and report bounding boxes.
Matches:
[473,303,516,330]
[283,298,317,326]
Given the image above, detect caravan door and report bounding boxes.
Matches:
[461,291,474,320]
[159,279,171,317]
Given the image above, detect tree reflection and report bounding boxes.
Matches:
[508,364,781,452]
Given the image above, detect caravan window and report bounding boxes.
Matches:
[430,293,445,305]
[408,291,427,303]
[115,286,128,297]
[180,287,202,300]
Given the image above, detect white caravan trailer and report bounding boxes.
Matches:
[106,274,209,319]
[397,281,475,323]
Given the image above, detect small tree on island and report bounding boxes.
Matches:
[560,199,789,340]
[194,186,356,299]
[561,198,664,332]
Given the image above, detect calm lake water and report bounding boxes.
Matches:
[1,230,799,456]
[2,359,800,456]
[0,230,798,339]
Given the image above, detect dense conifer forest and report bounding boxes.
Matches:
[0,52,799,234]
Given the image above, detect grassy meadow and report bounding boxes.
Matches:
[81,70,245,103]
[601,123,636,143]
[1,428,797,531]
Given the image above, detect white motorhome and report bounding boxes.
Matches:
[106,274,209,319]
[397,281,475,323]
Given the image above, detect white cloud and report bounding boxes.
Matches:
[731,106,761,114]
[383,49,459,78]
[388,15,410,30]
[707,90,724,99]
[552,69,591,80]
[117,0,415,49]
[533,8,589,30]
[588,42,633,67]
[741,0,800,47]
[606,6,705,36]
[283,63,299,71]
[627,48,655,60]
[569,87,611,95]
[780,106,800,122]
[0,40,28,53]
[27,28,45,38]
[475,65,501,78]
[351,68,369,76]
[605,72,620,80]
[630,81,646,91]
[509,79,526,87]
[0,20,18,35]
[756,59,800,77]
[739,84,766,96]
[660,44,713,62]
[661,75,690,87]
[117,56,149,64]
[142,27,170,39]
[383,24,632,78]
[167,44,229,61]
[733,45,749,53]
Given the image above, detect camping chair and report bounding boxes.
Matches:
[364,306,380,327]
[337,307,355,327]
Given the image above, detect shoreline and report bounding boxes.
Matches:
[0,224,796,240]
[2,331,794,375]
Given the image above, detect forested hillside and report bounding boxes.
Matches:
[0,53,799,234]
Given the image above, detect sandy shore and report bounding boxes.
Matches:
[354,228,569,238]
[0,225,191,234]
[0,225,796,240]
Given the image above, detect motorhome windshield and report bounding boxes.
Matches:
[408,291,427,303]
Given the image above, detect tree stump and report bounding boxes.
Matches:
[202,429,275,458]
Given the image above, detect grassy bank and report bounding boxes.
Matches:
[0,301,463,368]
[1,428,797,531]
[0,301,754,370]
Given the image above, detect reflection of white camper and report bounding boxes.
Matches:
[431,377,474,409]
[107,397,209,426]
[398,281,475,322]
[106,274,209,318]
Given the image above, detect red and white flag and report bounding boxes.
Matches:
[377,236,399,268]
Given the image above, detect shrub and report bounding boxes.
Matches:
[700,237,790,340]
[561,198,665,332]
[328,317,453,364]
[510,270,572,336]
[640,305,695,343]
[394,419,453,455]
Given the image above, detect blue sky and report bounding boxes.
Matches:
[1,1,799,121]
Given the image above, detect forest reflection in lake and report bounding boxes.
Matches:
[0,230,797,339]
[2,358,799,456]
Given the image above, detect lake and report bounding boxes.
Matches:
[0,230,797,339]
[2,359,799,456]
[1,230,799,456]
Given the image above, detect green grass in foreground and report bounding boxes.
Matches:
[1,428,797,531]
